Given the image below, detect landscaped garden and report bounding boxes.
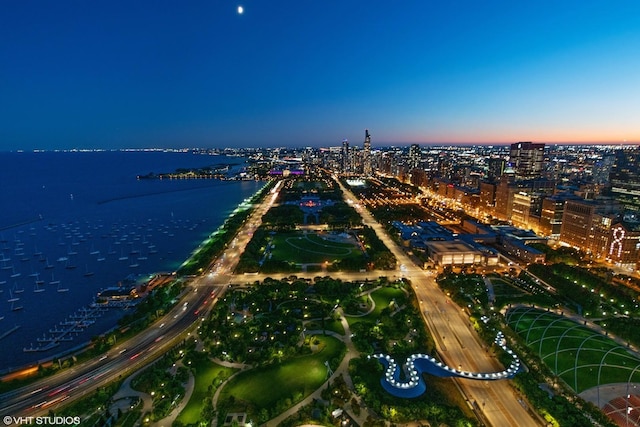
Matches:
[235,175,396,273]
[269,231,361,265]
[175,352,237,426]
[216,335,345,424]
[506,306,640,394]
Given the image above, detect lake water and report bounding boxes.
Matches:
[0,150,264,371]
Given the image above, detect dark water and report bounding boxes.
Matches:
[0,150,264,370]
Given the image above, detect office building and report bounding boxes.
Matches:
[363,130,372,176]
[509,142,545,180]
[560,199,620,258]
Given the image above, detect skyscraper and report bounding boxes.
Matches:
[509,142,545,180]
[608,147,640,216]
[342,139,350,173]
[487,157,506,181]
[363,130,372,176]
[408,143,421,170]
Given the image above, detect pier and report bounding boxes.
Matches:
[22,305,104,353]
[0,325,20,340]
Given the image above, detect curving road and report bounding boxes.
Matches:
[0,283,219,417]
[0,182,284,418]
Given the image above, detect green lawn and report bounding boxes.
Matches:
[506,307,640,393]
[304,318,346,335]
[345,286,407,326]
[270,232,360,264]
[218,335,345,410]
[176,359,237,425]
[491,278,528,298]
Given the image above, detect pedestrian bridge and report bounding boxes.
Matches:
[371,332,521,398]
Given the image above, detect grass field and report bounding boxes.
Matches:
[506,306,640,393]
[218,335,345,412]
[491,278,528,299]
[345,286,407,326]
[304,318,346,335]
[176,359,237,425]
[269,231,361,264]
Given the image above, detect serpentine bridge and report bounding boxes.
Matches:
[372,332,522,398]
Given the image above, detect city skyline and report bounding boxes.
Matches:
[2,1,640,150]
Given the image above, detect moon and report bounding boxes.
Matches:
[237,5,243,14]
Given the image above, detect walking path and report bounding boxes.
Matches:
[210,362,253,427]
[150,363,195,427]
[208,306,375,427]
[263,308,371,427]
[109,370,153,422]
[110,361,197,427]
[208,286,388,426]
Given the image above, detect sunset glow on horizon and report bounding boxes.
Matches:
[1,1,640,150]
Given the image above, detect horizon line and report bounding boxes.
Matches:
[2,140,640,152]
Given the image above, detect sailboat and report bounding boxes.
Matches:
[7,288,19,303]
[49,273,60,286]
[11,300,23,311]
[33,281,45,293]
[10,267,21,278]
[83,265,94,277]
[34,273,44,285]
[44,258,54,269]
[0,255,12,270]
[65,258,76,270]
[13,282,24,294]
[118,248,128,261]
[57,281,69,293]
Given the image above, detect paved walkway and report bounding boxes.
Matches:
[151,363,195,427]
[110,370,153,423]
[263,308,372,426]
[212,288,381,426]
[580,382,640,408]
[110,361,196,427]
[211,362,253,427]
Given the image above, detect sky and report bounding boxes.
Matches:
[1,1,640,150]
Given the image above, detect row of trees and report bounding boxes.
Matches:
[349,356,475,425]
[527,262,640,317]
[439,272,618,427]
[177,181,275,275]
[199,278,336,364]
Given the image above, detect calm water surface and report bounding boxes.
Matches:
[0,151,263,370]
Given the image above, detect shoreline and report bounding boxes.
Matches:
[0,182,267,381]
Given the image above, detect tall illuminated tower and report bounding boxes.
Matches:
[363,129,372,176]
[342,139,350,173]
[408,143,420,170]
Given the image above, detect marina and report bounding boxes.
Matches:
[23,306,106,352]
[0,150,261,368]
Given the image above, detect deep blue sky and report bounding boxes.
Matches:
[1,1,639,150]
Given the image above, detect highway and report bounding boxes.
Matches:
[336,177,540,427]
[0,181,284,418]
[0,283,219,416]
[1,177,539,426]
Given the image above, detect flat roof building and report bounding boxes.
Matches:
[425,241,484,266]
